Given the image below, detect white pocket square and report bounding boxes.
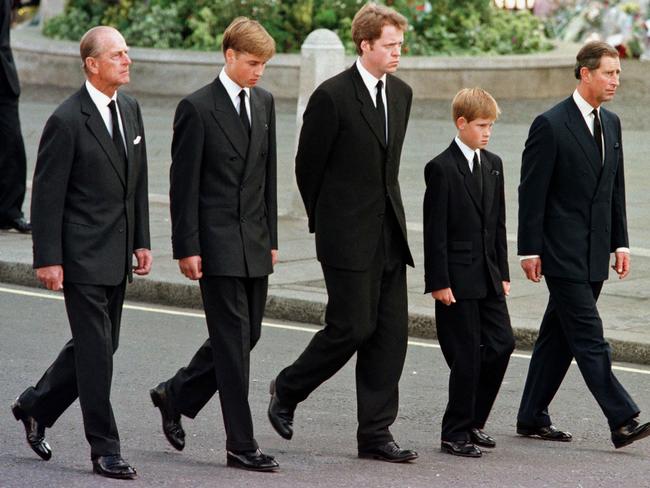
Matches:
[133,136,142,145]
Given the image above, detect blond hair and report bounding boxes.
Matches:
[452,87,501,122]
[351,3,408,56]
[222,17,275,60]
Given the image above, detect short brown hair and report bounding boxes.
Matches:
[79,26,120,73]
[222,17,275,60]
[351,3,408,56]
[452,88,500,123]
[574,41,619,80]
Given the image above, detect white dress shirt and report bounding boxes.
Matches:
[454,136,480,171]
[356,58,388,139]
[219,68,251,123]
[85,80,126,149]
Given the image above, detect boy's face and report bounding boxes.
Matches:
[224,49,269,88]
[456,116,495,150]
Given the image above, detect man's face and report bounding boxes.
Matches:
[224,49,268,88]
[456,117,495,150]
[87,30,131,94]
[584,55,621,104]
[360,24,404,78]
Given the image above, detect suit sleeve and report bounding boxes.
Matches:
[133,100,151,250]
[495,156,510,281]
[31,114,74,268]
[423,160,450,293]
[266,94,278,249]
[610,117,628,250]
[517,114,556,256]
[295,87,338,232]
[170,98,204,259]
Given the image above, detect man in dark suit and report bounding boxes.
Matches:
[149,17,278,472]
[424,88,514,458]
[267,3,417,463]
[11,26,150,479]
[0,0,30,232]
[517,41,650,449]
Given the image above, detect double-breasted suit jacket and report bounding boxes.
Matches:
[423,142,509,298]
[295,64,413,270]
[31,85,150,284]
[170,77,277,277]
[518,96,627,281]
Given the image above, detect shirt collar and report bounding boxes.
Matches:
[219,68,250,102]
[356,58,387,93]
[85,79,117,107]
[573,89,598,118]
[454,136,480,164]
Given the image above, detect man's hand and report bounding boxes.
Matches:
[271,249,279,266]
[179,255,202,280]
[612,251,630,279]
[133,248,152,276]
[36,265,64,291]
[431,287,456,306]
[502,281,511,296]
[521,257,542,282]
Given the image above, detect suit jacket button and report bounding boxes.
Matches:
[118,228,124,233]
[240,185,244,192]
[241,218,246,223]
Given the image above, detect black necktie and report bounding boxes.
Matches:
[239,90,250,136]
[376,80,387,144]
[592,108,603,162]
[108,100,127,171]
[472,152,483,198]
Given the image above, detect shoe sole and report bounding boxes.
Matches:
[613,424,650,449]
[358,452,419,463]
[226,457,279,472]
[149,388,185,451]
[516,429,572,442]
[440,446,482,458]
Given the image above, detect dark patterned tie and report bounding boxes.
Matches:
[239,89,250,137]
[376,80,387,144]
[592,108,603,162]
[472,152,483,198]
[108,100,127,173]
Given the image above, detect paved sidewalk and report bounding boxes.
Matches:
[2,66,650,363]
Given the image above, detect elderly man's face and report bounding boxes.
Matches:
[88,30,131,94]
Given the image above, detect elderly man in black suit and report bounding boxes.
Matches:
[517,41,650,449]
[11,26,150,479]
[0,0,30,232]
[149,17,278,472]
[267,3,417,463]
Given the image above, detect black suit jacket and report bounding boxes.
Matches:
[423,142,509,298]
[518,96,627,282]
[295,64,413,271]
[31,85,151,285]
[0,0,19,97]
[170,78,277,278]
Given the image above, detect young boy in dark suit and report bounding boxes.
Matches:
[423,88,515,458]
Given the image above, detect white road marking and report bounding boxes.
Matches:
[2,285,650,375]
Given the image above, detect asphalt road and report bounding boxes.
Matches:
[2,284,650,487]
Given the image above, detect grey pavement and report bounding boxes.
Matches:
[2,59,650,364]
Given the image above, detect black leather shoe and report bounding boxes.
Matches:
[150,382,185,451]
[11,399,52,460]
[267,379,295,440]
[226,449,279,472]
[516,423,572,442]
[358,441,419,463]
[0,217,31,233]
[611,418,650,449]
[470,428,496,448]
[441,440,482,457]
[92,455,137,480]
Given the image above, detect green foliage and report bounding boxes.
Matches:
[43,0,552,55]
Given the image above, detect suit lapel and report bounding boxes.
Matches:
[564,97,602,177]
[351,65,387,149]
[597,108,619,191]
[241,88,266,183]
[210,78,250,160]
[80,86,126,188]
[480,151,496,216]
[451,142,483,215]
[117,93,137,194]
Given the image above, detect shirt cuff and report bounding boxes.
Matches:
[615,247,630,254]
[519,255,540,261]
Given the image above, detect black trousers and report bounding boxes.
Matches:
[435,292,514,441]
[165,275,267,452]
[275,211,409,450]
[0,94,27,222]
[18,280,126,457]
[518,277,639,430]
